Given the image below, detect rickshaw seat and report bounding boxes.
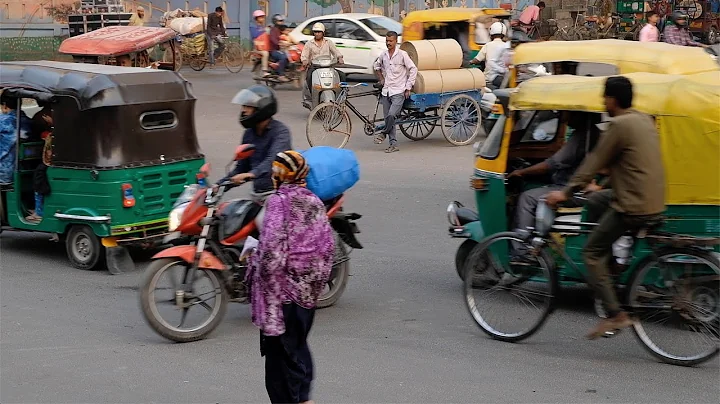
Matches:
[557,207,583,214]
[456,206,479,225]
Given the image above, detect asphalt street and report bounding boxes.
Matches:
[1,67,718,404]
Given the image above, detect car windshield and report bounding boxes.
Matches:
[359,17,403,37]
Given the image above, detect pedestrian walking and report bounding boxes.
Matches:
[246,150,335,404]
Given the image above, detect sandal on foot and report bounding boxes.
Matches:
[374,134,386,144]
[385,145,399,153]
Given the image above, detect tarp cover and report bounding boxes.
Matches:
[58,26,177,57]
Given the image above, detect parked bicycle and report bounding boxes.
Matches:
[463,196,720,367]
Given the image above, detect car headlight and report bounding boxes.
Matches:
[168,203,188,232]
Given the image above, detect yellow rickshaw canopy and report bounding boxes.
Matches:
[510,72,720,205]
[402,7,511,27]
[512,39,720,75]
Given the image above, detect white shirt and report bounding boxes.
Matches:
[373,46,418,97]
[472,38,510,81]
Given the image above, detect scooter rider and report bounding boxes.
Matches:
[215,85,292,203]
[471,21,510,89]
[300,22,344,109]
[269,14,291,82]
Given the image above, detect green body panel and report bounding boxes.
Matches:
[470,175,507,242]
[4,158,204,240]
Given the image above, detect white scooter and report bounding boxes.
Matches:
[304,55,341,110]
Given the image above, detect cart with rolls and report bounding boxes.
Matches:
[306,38,486,148]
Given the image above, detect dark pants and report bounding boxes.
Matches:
[303,65,316,105]
[270,50,288,75]
[583,191,660,317]
[261,303,315,404]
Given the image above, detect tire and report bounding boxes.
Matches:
[65,225,104,270]
[224,42,245,73]
[316,233,350,309]
[463,232,557,342]
[455,239,477,280]
[627,248,720,366]
[399,109,437,141]
[188,56,206,71]
[163,46,182,71]
[306,102,352,148]
[441,94,481,146]
[139,258,228,343]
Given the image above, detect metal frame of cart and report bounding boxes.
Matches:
[306,82,484,148]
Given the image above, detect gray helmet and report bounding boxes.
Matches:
[272,14,286,26]
[671,10,689,27]
[231,85,278,129]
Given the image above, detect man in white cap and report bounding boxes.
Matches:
[300,22,344,109]
[129,6,146,26]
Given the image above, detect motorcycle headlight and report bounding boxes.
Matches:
[168,203,189,232]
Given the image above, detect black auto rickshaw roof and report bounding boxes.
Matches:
[0,61,195,110]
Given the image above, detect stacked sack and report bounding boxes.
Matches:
[400,39,486,94]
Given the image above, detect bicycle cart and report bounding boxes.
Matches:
[306,82,483,148]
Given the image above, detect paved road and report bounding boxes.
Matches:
[1,68,718,404]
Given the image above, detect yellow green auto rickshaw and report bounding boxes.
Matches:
[402,7,513,61]
[447,71,720,366]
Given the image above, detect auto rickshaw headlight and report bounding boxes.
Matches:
[447,203,460,226]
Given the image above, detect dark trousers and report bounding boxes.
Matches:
[261,303,315,404]
[303,65,316,104]
[583,190,660,316]
[270,50,288,75]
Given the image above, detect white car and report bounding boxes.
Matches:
[290,13,402,78]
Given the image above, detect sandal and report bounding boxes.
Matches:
[25,213,42,222]
[374,134,386,144]
[385,145,399,153]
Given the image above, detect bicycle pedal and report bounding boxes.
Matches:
[602,328,622,338]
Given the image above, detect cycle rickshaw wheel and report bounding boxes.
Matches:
[441,94,481,146]
[306,102,352,149]
[224,42,245,73]
[399,109,437,141]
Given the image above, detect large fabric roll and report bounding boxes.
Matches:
[412,68,487,94]
[401,39,463,70]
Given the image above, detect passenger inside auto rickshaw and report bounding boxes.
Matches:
[0,93,32,185]
[26,108,53,223]
[504,111,603,259]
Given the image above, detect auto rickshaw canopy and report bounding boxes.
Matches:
[512,39,720,75]
[0,60,195,110]
[402,7,512,41]
[58,26,177,57]
[508,72,720,205]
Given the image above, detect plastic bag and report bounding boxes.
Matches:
[301,147,360,201]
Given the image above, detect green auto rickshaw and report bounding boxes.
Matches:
[0,61,205,273]
[448,71,719,278]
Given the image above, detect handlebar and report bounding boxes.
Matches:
[339,82,370,89]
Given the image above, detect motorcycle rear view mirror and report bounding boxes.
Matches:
[234,144,256,161]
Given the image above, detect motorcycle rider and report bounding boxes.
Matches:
[663,11,708,47]
[251,10,270,77]
[300,22,344,109]
[215,85,292,202]
[471,21,511,89]
[268,14,291,82]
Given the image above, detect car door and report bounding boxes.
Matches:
[329,18,375,73]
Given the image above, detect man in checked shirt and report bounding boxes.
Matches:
[373,31,417,153]
[663,11,709,48]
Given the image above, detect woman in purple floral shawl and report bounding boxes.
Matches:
[246,150,334,404]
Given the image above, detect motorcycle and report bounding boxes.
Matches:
[251,43,304,88]
[139,144,363,343]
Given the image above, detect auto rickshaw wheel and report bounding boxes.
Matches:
[65,225,104,271]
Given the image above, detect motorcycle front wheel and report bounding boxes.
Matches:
[316,233,351,308]
[139,258,228,343]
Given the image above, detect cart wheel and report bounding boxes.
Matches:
[399,109,437,141]
[224,42,245,73]
[306,102,352,148]
[65,225,104,271]
[163,47,182,71]
[188,56,206,71]
[441,94,481,146]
